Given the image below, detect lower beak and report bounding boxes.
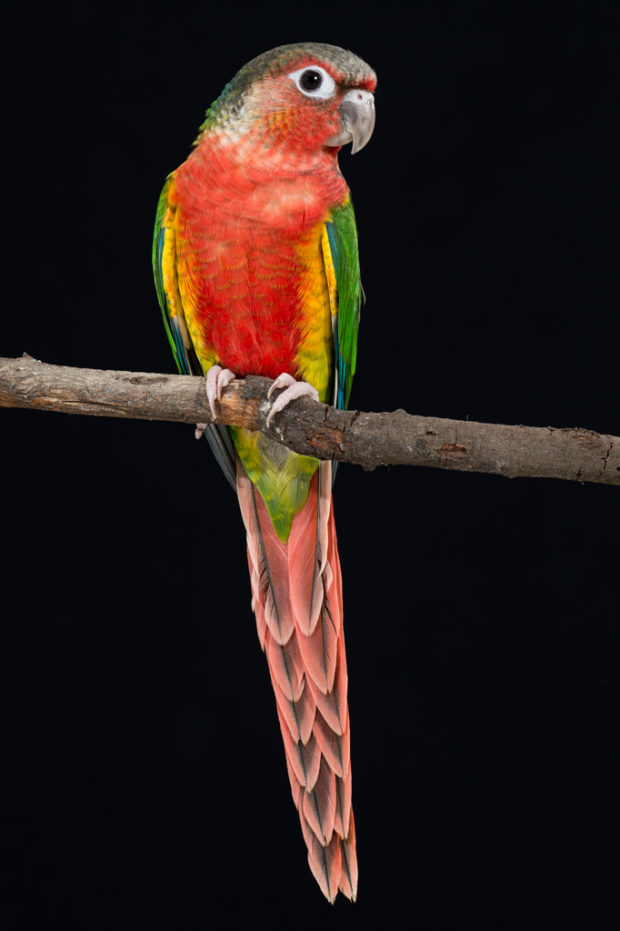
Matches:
[326,88,376,154]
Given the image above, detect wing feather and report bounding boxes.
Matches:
[152,175,237,487]
[322,196,363,412]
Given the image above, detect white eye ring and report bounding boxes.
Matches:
[288,65,336,99]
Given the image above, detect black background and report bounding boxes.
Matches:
[3,2,618,928]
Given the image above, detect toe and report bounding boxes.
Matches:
[266,380,319,427]
[206,365,235,419]
[268,372,297,398]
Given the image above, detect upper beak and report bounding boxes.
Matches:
[326,88,376,154]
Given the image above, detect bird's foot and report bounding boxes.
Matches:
[206,365,236,418]
[195,365,236,439]
[266,373,319,428]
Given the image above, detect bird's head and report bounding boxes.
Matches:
[199,43,376,160]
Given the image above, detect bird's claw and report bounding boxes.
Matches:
[195,365,235,439]
[266,373,319,428]
[206,365,236,419]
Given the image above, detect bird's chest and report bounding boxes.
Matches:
[177,172,334,383]
[199,225,308,378]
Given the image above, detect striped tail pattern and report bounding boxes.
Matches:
[236,459,356,902]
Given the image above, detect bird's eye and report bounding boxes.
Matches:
[300,70,322,91]
[288,65,336,99]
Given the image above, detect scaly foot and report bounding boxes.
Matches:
[266,373,319,428]
[195,365,236,439]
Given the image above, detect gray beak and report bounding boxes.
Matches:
[326,88,376,154]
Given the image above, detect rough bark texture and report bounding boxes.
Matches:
[1,356,618,486]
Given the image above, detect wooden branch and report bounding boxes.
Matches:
[1,356,618,486]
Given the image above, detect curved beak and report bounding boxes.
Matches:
[326,88,376,154]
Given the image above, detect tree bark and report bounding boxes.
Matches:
[1,356,618,486]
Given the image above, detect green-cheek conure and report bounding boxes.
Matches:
[153,42,376,901]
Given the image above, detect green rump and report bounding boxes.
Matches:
[231,428,319,541]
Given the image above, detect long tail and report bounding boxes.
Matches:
[236,458,356,902]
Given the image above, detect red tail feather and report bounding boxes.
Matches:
[236,460,356,902]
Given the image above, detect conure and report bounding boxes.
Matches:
[153,42,376,902]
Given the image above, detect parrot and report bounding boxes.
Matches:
[152,42,376,902]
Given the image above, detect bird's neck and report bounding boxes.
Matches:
[181,128,349,231]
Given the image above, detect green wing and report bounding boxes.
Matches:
[325,196,363,410]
